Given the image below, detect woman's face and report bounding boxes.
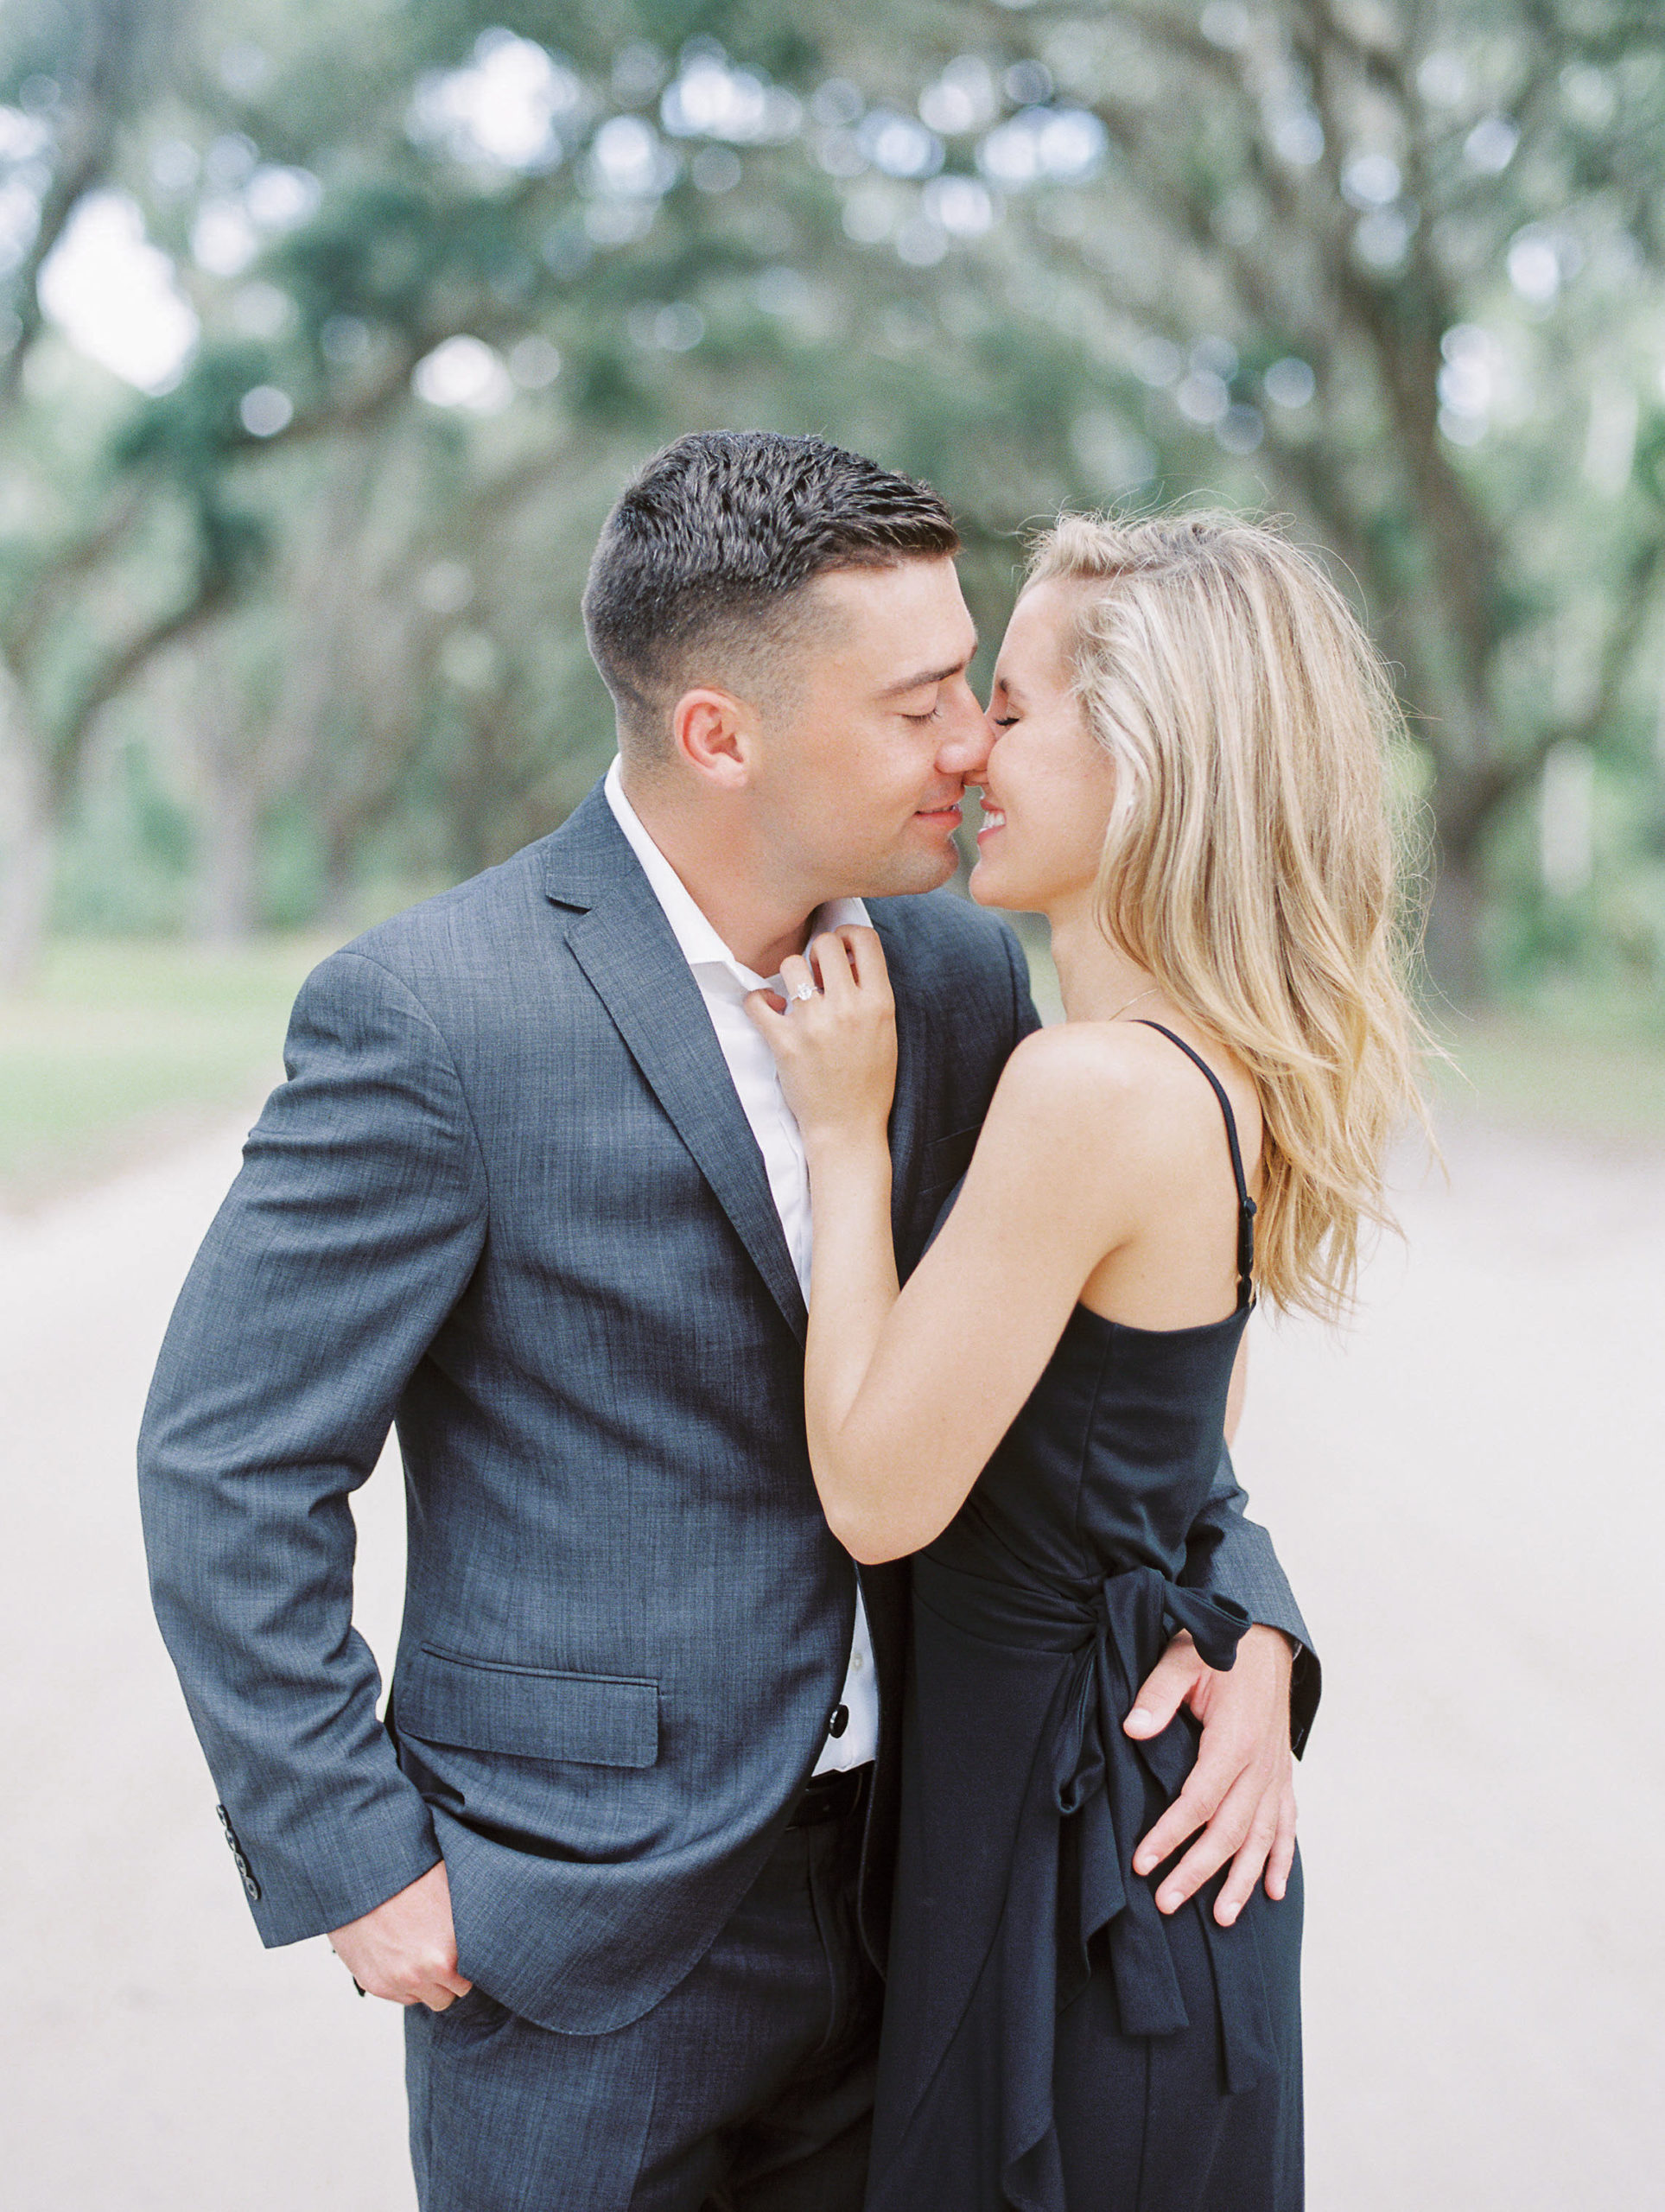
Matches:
[969,579,1119,915]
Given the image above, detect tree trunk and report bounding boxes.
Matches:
[196,757,258,943]
[320,820,359,931]
[1422,839,1490,1014]
[0,779,56,992]
[0,662,54,994]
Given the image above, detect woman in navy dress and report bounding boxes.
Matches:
[747,512,1426,2212]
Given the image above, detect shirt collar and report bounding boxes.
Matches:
[604,756,868,997]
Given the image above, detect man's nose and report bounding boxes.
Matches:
[936,684,994,779]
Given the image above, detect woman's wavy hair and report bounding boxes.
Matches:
[1025,508,1430,1320]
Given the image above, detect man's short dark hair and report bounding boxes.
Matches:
[582,430,960,757]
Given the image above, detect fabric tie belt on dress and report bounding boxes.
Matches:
[1045,1566,1279,2097]
[910,1552,1281,2211]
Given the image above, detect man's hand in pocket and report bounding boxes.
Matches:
[328,1860,473,2010]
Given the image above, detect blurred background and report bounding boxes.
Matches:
[1,1,1662,2207]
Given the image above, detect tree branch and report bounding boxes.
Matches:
[48,563,233,803]
[0,0,169,410]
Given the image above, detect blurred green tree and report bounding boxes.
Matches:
[0,0,251,982]
[922,0,1665,995]
[0,0,1661,1009]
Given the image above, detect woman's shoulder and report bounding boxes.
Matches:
[992,1020,1255,1182]
[998,1016,1198,1105]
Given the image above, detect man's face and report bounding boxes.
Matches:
[743,556,990,904]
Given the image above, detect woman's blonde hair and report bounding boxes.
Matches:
[1025,508,1428,1319]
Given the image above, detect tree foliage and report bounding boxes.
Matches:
[0,0,1661,1004]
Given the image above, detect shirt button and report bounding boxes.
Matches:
[850,1653,863,1671]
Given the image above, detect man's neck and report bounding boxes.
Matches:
[622,773,821,978]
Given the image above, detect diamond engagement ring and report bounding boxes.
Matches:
[789,982,818,1003]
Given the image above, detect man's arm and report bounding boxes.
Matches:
[1123,1449,1319,1927]
[1186,1442,1321,1754]
[138,948,487,1955]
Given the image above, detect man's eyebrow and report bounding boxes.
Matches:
[879,641,979,698]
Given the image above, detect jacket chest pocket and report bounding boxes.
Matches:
[397,1646,659,1768]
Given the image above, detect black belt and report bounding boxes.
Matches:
[787,1762,873,1829]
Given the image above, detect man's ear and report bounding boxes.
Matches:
[671,687,754,788]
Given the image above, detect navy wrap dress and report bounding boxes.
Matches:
[865,1025,1304,2212]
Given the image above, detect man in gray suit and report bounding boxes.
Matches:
[140,432,1315,2209]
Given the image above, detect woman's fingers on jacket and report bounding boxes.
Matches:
[842,925,892,997]
[767,928,889,1010]
[807,932,845,994]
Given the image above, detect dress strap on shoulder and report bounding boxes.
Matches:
[1133,1021,1257,1309]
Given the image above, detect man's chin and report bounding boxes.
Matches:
[848,841,960,901]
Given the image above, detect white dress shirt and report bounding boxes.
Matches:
[604,759,879,1774]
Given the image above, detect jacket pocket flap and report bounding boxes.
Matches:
[398,1648,658,1768]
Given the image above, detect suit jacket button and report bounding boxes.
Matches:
[244,1873,263,1901]
[828,1705,848,1738]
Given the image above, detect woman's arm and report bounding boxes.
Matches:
[749,929,1146,1563]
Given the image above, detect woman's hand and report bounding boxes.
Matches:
[749,927,900,1559]
[745,927,897,1151]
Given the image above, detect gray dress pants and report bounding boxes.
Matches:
[404,1783,880,2212]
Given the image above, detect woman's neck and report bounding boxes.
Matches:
[1046,897,1163,1027]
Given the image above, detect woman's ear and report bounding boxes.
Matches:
[670,687,754,789]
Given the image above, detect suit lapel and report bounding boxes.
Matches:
[548,789,808,1342]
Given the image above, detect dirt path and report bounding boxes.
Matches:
[0,1125,412,2211]
[2,1116,1661,2208]
[1236,1120,1665,2209]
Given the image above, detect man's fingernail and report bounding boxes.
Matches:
[1158,1889,1181,1913]
[1217,1903,1239,1926]
[1125,1707,1153,1732]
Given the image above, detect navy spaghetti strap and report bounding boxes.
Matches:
[1134,1020,1257,1309]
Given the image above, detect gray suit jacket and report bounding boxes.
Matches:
[138,780,1315,2034]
